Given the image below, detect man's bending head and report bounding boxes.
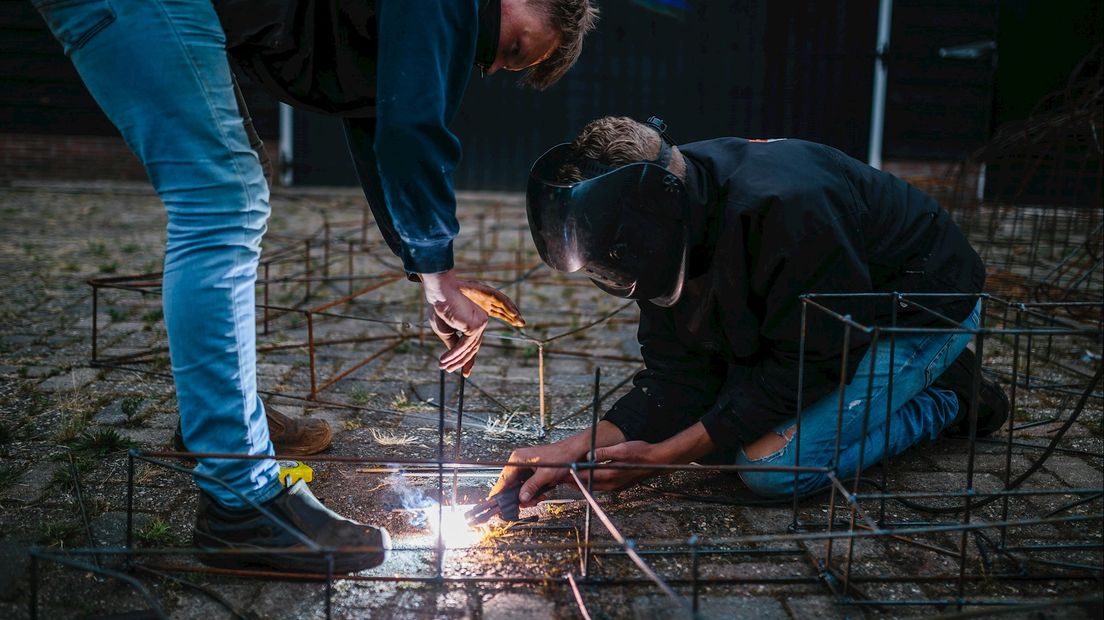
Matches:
[490,0,599,89]
[558,116,687,183]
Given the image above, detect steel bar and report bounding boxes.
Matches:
[566,573,593,620]
[568,468,693,616]
[583,367,600,578]
[451,375,465,508]
[437,369,445,579]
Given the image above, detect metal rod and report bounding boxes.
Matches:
[91,282,99,363]
[824,322,854,571]
[583,367,600,577]
[792,301,808,530]
[568,468,693,615]
[307,311,317,399]
[452,375,465,508]
[437,369,446,579]
[126,449,135,550]
[304,239,312,301]
[690,534,700,616]
[566,573,593,620]
[538,343,546,433]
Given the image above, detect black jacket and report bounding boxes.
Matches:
[212,0,487,274]
[603,138,985,451]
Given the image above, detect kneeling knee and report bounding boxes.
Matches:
[738,470,797,498]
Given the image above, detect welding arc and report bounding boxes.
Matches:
[656,364,1102,515]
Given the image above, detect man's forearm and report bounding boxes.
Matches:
[567,420,627,454]
[656,421,715,464]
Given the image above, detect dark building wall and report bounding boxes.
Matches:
[2,0,1035,189]
[883,0,1000,160]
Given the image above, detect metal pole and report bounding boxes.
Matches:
[538,344,547,434]
[690,534,701,616]
[437,369,446,578]
[91,283,99,363]
[452,375,465,508]
[126,449,135,550]
[583,367,600,577]
[278,103,293,186]
[867,0,894,169]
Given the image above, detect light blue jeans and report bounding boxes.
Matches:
[736,302,981,497]
[34,0,281,508]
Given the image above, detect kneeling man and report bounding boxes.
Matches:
[493,116,1008,504]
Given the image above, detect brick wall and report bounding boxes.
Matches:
[1,133,145,182]
[0,133,285,185]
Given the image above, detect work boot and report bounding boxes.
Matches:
[934,347,1010,437]
[194,480,390,573]
[173,403,332,456]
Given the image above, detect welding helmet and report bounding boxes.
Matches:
[526,117,690,307]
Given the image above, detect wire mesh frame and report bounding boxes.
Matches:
[85,221,643,435]
[30,293,1103,618]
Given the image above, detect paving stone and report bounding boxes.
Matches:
[36,367,98,392]
[1042,455,1102,489]
[92,397,155,426]
[169,583,262,620]
[0,539,29,601]
[89,511,151,549]
[4,461,64,505]
[244,581,329,619]
[117,426,172,446]
[783,595,857,619]
[504,365,539,383]
[631,595,788,620]
[483,591,554,620]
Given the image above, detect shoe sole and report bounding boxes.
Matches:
[193,527,389,574]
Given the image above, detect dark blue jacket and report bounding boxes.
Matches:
[602,138,985,452]
[215,0,481,273]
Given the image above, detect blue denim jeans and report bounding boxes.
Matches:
[34,0,281,507]
[736,302,981,497]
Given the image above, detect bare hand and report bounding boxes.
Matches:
[585,440,667,491]
[489,441,586,508]
[421,270,488,377]
[458,280,525,328]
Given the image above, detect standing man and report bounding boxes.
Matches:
[32,0,597,573]
[492,116,1007,505]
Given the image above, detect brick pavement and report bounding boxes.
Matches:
[0,182,1100,619]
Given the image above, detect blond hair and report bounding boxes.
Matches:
[557,116,686,183]
[520,0,600,90]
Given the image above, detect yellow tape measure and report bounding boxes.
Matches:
[278,460,314,487]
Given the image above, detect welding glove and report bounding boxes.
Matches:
[458,280,526,328]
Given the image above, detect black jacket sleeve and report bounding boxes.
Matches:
[603,303,727,443]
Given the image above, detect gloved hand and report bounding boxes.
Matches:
[458,280,525,328]
[465,471,548,525]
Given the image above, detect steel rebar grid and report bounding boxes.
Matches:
[72,230,1103,617]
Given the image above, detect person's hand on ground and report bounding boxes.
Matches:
[457,280,526,328]
[421,270,488,377]
[490,441,585,508]
[490,421,629,507]
[585,440,669,491]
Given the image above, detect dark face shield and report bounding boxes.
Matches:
[526,143,691,307]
